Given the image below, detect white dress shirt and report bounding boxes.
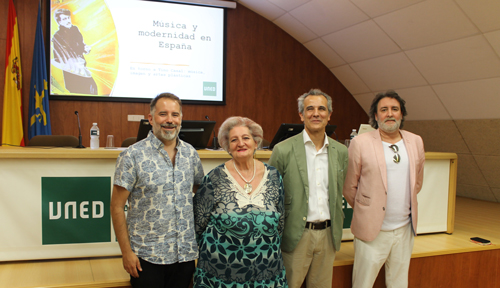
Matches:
[303,131,330,222]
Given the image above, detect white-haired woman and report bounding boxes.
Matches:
[193,116,287,288]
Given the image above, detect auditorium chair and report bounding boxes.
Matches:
[28,135,79,147]
[121,137,137,147]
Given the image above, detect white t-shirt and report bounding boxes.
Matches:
[381,139,411,231]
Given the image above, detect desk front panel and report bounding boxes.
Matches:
[0,148,456,261]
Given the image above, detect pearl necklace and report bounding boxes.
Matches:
[233,159,256,194]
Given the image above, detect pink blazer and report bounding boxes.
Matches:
[342,129,425,241]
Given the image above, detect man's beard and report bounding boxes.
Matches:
[154,123,180,142]
[378,117,400,133]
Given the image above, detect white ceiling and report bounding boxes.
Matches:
[237,0,500,121]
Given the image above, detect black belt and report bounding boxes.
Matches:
[305,220,331,230]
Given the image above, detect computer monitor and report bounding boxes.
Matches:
[358,124,375,135]
[268,123,337,150]
[135,119,215,149]
[178,120,215,149]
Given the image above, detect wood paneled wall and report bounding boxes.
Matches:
[0,0,368,148]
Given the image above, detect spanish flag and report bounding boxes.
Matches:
[2,0,24,146]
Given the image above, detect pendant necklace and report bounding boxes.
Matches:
[233,159,256,194]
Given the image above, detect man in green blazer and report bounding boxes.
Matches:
[269,89,348,288]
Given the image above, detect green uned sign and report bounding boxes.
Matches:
[343,197,353,229]
[41,177,111,245]
[203,81,217,96]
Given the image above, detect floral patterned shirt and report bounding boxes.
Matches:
[114,131,204,264]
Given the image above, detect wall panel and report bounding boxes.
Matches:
[405,119,500,203]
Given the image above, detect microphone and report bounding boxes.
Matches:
[205,115,218,150]
[74,111,85,148]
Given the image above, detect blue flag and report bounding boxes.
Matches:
[28,3,51,140]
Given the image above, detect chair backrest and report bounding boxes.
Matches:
[28,135,79,147]
[121,137,137,147]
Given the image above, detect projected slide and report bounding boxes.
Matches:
[49,0,225,103]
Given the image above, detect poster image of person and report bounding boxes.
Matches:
[52,8,97,95]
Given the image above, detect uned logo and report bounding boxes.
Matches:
[203,81,217,96]
[48,201,105,219]
[41,177,111,245]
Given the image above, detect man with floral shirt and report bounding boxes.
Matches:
[111,93,204,288]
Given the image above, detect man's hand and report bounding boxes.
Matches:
[122,250,142,278]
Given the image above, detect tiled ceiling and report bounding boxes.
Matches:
[237,0,500,120]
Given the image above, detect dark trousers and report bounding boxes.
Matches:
[130,258,195,288]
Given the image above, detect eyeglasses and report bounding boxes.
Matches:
[389,144,400,163]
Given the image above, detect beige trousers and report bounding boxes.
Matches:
[352,223,414,288]
[283,227,336,288]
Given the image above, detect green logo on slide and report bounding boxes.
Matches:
[203,82,217,96]
[41,177,111,245]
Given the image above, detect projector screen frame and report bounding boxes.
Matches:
[46,0,228,106]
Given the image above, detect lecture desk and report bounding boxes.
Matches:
[0,146,457,262]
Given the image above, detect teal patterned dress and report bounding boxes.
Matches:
[193,163,288,288]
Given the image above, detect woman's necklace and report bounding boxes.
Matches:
[233,159,256,194]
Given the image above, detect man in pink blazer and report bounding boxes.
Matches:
[343,90,425,288]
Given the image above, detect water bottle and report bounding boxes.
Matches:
[90,123,100,149]
[350,129,358,139]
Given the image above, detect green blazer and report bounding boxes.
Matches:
[268,131,348,252]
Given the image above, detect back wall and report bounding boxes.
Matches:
[0,1,367,147]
